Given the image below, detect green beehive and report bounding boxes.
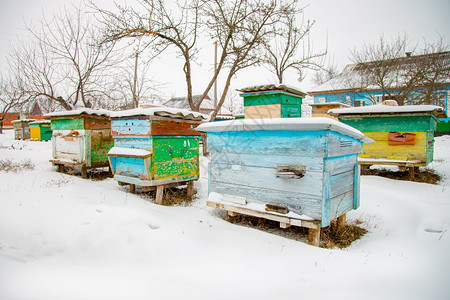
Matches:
[29,120,52,141]
[238,84,306,119]
[45,108,114,178]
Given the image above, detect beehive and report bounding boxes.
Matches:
[12,119,35,140]
[108,107,207,202]
[29,120,52,141]
[328,104,447,167]
[239,84,306,119]
[196,117,373,246]
[45,109,113,178]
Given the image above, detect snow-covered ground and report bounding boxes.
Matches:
[0,129,449,300]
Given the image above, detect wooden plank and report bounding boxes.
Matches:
[210,152,324,172]
[210,162,324,196]
[151,119,202,136]
[327,131,363,157]
[308,227,321,246]
[207,130,327,157]
[155,185,164,204]
[244,104,281,119]
[206,201,320,229]
[111,118,151,136]
[210,181,322,220]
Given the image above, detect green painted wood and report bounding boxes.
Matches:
[90,129,114,163]
[339,115,438,132]
[280,103,301,118]
[151,137,199,180]
[243,93,302,107]
[51,118,85,130]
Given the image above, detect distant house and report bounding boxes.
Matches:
[308,52,450,115]
[1,101,45,128]
[164,94,232,117]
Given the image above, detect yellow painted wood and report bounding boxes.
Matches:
[360,131,427,162]
[244,104,281,119]
[30,126,41,141]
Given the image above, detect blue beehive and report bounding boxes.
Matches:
[196,117,373,246]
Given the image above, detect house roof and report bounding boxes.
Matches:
[165,94,232,116]
[165,94,210,110]
[238,83,307,97]
[309,51,450,94]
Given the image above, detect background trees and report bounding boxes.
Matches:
[348,34,450,106]
[8,5,122,111]
[93,0,316,120]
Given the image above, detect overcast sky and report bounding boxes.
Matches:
[0,0,449,95]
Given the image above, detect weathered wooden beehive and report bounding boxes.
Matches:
[309,102,350,119]
[239,84,306,119]
[196,117,373,246]
[328,103,447,170]
[45,109,113,178]
[29,120,52,141]
[108,107,207,203]
[12,119,35,140]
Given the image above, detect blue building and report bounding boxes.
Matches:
[308,52,450,118]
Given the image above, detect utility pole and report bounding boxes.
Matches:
[214,41,218,108]
[132,52,139,108]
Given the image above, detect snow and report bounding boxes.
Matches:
[109,107,208,121]
[196,117,375,144]
[328,103,447,117]
[29,120,51,125]
[107,147,151,157]
[1,129,450,300]
[45,108,112,118]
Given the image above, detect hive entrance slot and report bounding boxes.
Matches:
[276,165,306,179]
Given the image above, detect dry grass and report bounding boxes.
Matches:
[141,186,197,206]
[0,159,35,172]
[362,167,441,184]
[320,220,368,249]
[226,213,368,248]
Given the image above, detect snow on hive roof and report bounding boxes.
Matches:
[45,108,111,118]
[196,117,374,144]
[237,83,307,97]
[328,104,447,118]
[109,107,208,121]
[11,119,36,123]
[30,120,51,125]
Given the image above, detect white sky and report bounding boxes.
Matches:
[0,0,449,97]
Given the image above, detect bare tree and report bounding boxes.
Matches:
[350,33,415,105]
[93,0,299,120]
[349,34,450,106]
[312,60,339,86]
[407,38,450,107]
[9,5,121,111]
[0,75,31,133]
[261,4,327,84]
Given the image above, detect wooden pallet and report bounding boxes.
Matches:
[206,200,336,247]
[51,160,110,179]
[120,180,195,205]
[358,158,423,179]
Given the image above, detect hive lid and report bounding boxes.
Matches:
[110,107,208,121]
[196,117,375,144]
[237,83,307,97]
[45,108,111,118]
[328,104,447,118]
